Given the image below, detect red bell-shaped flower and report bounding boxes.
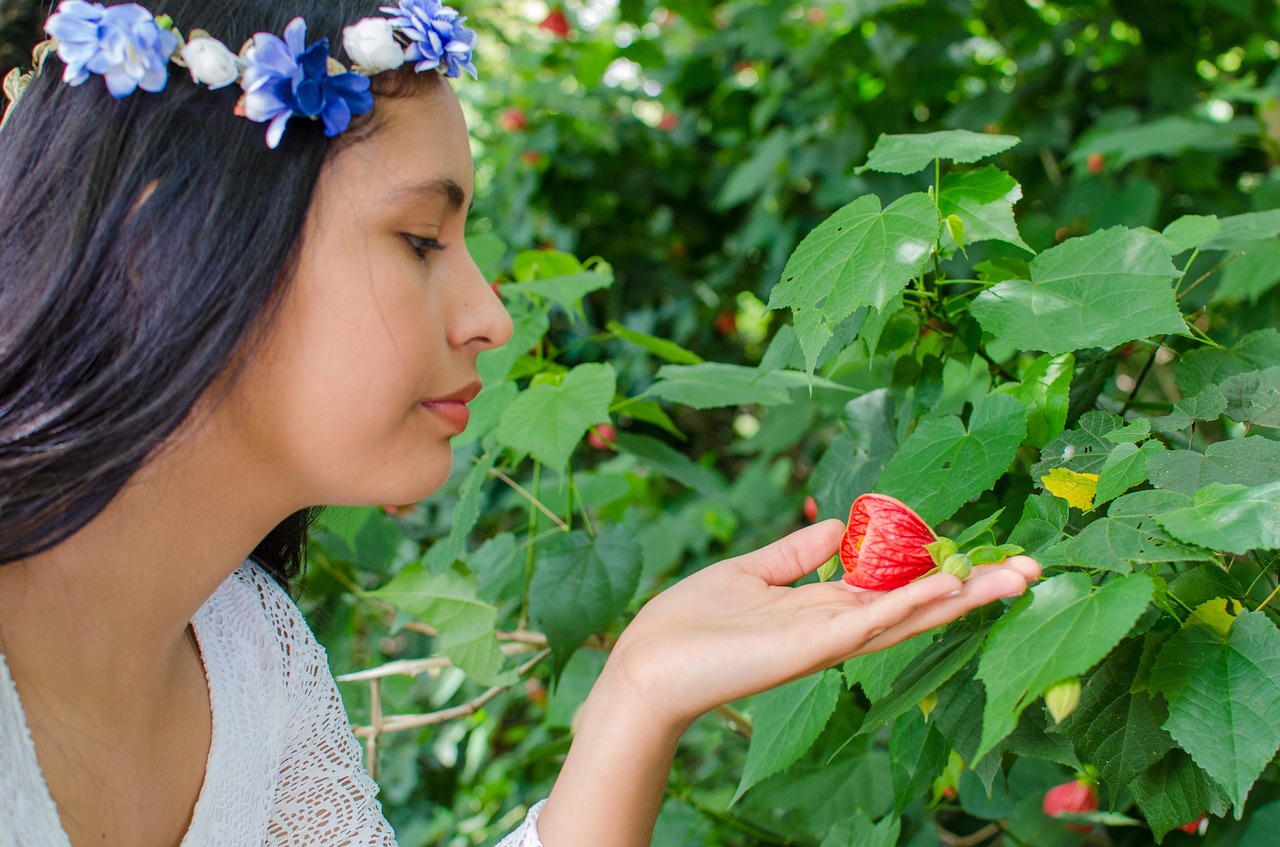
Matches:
[840,494,938,590]
[1043,779,1098,833]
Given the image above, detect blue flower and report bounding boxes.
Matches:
[379,0,478,79]
[44,0,180,98]
[239,18,374,149]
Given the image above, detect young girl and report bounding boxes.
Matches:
[0,1,1039,844]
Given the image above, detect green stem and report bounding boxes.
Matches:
[521,462,541,629]
[1119,335,1164,416]
[1172,247,1201,296]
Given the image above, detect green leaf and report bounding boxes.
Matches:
[1069,116,1253,169]
[1095,440,1163,505]
[478,306,549,385]
[508,270,613,314]
[512,249,581,281]
[1177,328,1280,396]
[1063,504,1212,572]
[861,625,985,735]
[423,452,496,571]
[1031,410,1124,478]
[1199,208,1280,252]
[1214,238,1280,303]
[606,320,703,364]
[876,393,1027,524]
[717,126,789,209]
[889,709,950,814]
[1241,801,1280,847]
[811,389,897,521]
[997,352,1074,448]
[975,572,1155,761]
[1059,639,1175,794]
[495,363,616,469]
[1103,418,1151,443]
[1148,612,1280,813]
[529,525,643,674]
[734,670,841,802]
[859,129,1020,175]
[614,432,728,501]
[817,808,900,847]
[1220,366,1280,426]
[971,227,1186,355]
[1151,384,1227,433]
[1009,493,1069,552]
[937,165,1032,251]
[1131,749,1230,843]
[767,192,939,374]
[843,630,932,701]
[1154,481,1280,554]
[647,363,846,408]
[1160,214,1220,254]
[1148,436,1280,494]
[368,567,504,684]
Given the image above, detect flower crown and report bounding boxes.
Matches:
[1,0,477,148]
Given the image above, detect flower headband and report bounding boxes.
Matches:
[1,0,477,148]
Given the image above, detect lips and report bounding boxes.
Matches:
[421,380,482,433]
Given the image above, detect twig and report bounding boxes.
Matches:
[483,462,569,532]
[1177,254,1237,302]
[395,620,549,648]
[713,703,754,739]
[1119,336,1165,416]
[939,822,1002,846]
[336,640,540,684]
[349,649,551,739]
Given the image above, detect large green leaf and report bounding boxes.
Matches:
[507,270,613,314]
[861,625,985,735]
[811,389,897,521]
[1059,639,1174,794]
[717,127,790,209]
[1215,238,1280,303]
[614,431,729,501]
[971,227,1186,354]
[859,129,1019,174]
[767,192,939,373]
[889,709,949,814]
[478,306,549,385]
[975,572,1154,761]
[843,628,931,701]
[876,393,1027,524]
[817,809,900,847]
[1200,209,1280,252]
[734,669,841,802]
[1063,503,1212,572]
[997,352,1073,449]
[606,320,703,364]
[1151,384,1227,433]
[647,363,846,408]
[1148,612,1280,813]
[1068,116,1253,169]
[1154,481,1280,555]
[495,363,616,469]
[368,567,504,684]
[529,525,643,674]
[1131,749,1230,843]
[1220,366,1280,427]
[423,451,496,572]
[1030,410,1123,478]
[1094,440,1163,506]
[1148,436,1280,494]
[937,165,1031,251]
[1176,328,1280,396]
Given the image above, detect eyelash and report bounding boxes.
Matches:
[404,234,445,261]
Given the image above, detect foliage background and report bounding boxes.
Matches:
[5,0,1280,845]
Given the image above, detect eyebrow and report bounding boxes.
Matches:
[388,178,470,214]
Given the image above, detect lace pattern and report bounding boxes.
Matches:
[0,562,545,846]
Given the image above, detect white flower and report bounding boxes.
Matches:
[343,17,405,74]
[181,35,239,89]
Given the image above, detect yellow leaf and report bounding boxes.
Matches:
[1189,598,1237,638]
[1041,468,1099,511]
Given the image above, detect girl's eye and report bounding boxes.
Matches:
[404,234,445,260]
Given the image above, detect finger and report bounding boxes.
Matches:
[855,568,1034,654]
[730,519,846,585]
[969,555,1041,582]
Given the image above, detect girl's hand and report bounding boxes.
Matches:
[602,519,1040,732]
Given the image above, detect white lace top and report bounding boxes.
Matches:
[0,563,545,846]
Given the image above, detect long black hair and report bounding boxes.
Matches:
[0,0,422,587]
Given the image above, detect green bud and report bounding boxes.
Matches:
[924,536,958,568]
[941,552,972,579]
[1045,677,1082,724]
[155,13,174,29]
[919,690,939,721]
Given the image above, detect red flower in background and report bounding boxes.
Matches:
[840,494,937,590]
[803,495,818,523]
[539,6,571,38]
[498,107,527,132]
[1043,779,1098,833]
[1178,814,1208,836]
[587,423,616,450]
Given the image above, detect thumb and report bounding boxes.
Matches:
[732,519,845,585]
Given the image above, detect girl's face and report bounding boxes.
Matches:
[219,82,512,508]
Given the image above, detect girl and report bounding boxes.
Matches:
[0,1,1039,844]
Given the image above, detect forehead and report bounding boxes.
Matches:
[324,83,474,201]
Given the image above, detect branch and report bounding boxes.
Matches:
[482,461,569,532]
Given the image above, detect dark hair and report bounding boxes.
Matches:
[0,0,428,587]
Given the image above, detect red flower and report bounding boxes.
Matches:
[713,311,736,335]
[1178,814,1208,836]
[657,113,678,132]
[498,107,527,132]
[803,495,818,523]
[1086,152,1104,175]
[539,6,571,38]
[1043,779,1098,833]
[840,494,937,590]
[587,423,616,450]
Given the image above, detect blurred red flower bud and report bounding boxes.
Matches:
[658,113,678,132]
[520,150,545,167]
[1178,814,1208,836]
[1087,152,1104,175]
[1043,779,1098,833]
[714,311,737,335]
[587,423,617,450]
[803,495,818,523]
[498,107,527,132]
[840,494,938,590]
[539,6,571,38]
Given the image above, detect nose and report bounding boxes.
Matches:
[449,245,513,353]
